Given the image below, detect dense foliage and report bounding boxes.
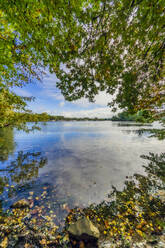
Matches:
[55,0,165,113]
[0,0,164,128]
[0,86,30,128]
[111,110,154,122]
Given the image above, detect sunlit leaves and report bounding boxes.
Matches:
[0,85,33,127]
[0,0,164,123]
[55,0,165,113]
[0,236,8,248]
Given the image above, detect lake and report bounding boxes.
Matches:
[0,121,165,226]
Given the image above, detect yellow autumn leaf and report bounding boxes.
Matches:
[24,243,30,248]
[40,239,47,245]
[0,237,8,248]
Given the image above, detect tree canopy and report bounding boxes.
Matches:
[0,0,164,126]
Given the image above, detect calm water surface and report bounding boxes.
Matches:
[0,121,164,225]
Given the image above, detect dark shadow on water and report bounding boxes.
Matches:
[0,151,47,184]
[0,127,15,162]
[0,151,47,214]
[113,122,152,127]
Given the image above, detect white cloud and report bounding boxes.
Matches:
[71,91,113,108]
[95,92,113,106]
[60,107,113,118]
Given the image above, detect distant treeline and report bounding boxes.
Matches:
[20,110,161,123]
[1,110,164,129]
[17,112,110,122]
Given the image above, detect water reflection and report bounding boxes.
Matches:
[76,152,165,248]
[0,150,164,247]
[0,127,15,161]
[0,151,47,185]
[0,122,165,226]
[0,150,47,214]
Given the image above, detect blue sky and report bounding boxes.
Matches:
[13,73,114,118]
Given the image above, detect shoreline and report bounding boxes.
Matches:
[0,153,165,248]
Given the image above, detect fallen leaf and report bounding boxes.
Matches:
[0,237,8,248]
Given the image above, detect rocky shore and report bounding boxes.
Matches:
[0,153,165,248]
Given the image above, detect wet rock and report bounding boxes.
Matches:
[156,190,165,203]
[68,217,100,238]
[68,217,100,247]
[11,199,30,209]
